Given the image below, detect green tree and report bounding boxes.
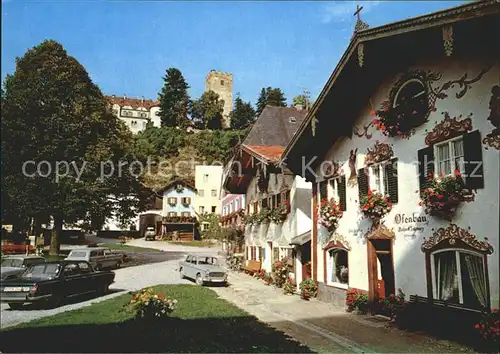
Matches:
[256,87,287,115]
[1,40,145,255]
[292,94,312,109]
[230,93,256,130]
[158,68,190,127]
[190,90,224,130]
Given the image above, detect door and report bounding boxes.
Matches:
[61,263,85,296]
[367,239,395,315]
[76,262,93,292]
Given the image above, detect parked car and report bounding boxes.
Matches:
[0,260,115,309]
[1,255,46,280]
[178,254,228,286]
[65,247,124,270]
[144,227,156,241]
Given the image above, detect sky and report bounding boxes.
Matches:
[2,0,467,105]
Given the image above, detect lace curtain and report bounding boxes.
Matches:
[436,252,458,301]
[464,254,488,308]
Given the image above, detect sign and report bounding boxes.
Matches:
[394,213,428,225]
[394,212,429,239]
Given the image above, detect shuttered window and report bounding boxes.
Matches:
[319,181,328,201]
[357,168,369,204]
[463,130,484,189]
[385,158,399,204]
[338,175,347,211]
[366,158,399,204]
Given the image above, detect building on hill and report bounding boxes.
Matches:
[222,105,313,290]
[106,95,161,134]
[281,0,499,331]
[206,70,233,128]
[195,165,223,230]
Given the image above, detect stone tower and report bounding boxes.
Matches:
[205,70,233,128]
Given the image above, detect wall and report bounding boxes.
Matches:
[195,165,223,215]
[205,71,233,128]
[111,103,160,134]
[162,185,196,216]
[222,194,246,216]
[312,58,499,308]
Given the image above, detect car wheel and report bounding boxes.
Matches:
[8,303,23,310]
[195,273,204,286]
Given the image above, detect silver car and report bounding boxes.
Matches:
[178,255,228,286]
[65,247,124,270]
[1,255,46,280]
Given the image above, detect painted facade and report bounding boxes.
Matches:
[162,183,196,217]
[195,165,223,218]
[311,55,499,309]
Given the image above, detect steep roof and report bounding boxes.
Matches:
[242,145,284,163]
[156,179,196,195]
[243,106,307,150]
[106,95,159,110]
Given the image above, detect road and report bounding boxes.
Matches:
[0,240,220,329]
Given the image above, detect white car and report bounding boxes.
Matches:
[65,247,124,270]
[144,227,156,241]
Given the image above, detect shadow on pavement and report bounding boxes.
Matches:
[0,317,314,353]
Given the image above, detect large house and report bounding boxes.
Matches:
[223,105,313,288]
[281,0,499,323]
[195,165,223,230]
[107,95,161,134]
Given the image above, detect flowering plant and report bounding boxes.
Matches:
[419,170,473,220]
[299,278,317,300]
[123,288,177,321]
[243,214,258,225]
[345,288,368,313]
[317,198,343,233]
[378,288,406,322]
[283,277,296,295]
[360,190,392,220]
[269,201,290,224]
[256,208,273,224]
[254,268,266,279]
[474,309,499,345]
[263,272,273,285]
[272,257,292,288]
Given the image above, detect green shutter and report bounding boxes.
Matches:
[463,130,484,189]
[417,146,434,192]
[357,168,369,204]
[338,175,347,211]
[385,158,399,204]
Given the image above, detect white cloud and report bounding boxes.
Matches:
[321,1,381,24]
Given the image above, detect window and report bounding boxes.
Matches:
[211,206,216,213]
[139,112,148,118]
[235,199,239,210]
[168,212,177,217]
[142,121,147,129]
[434,136,465,177]
[432,250,487,308]
[261,198,268,208]
[328,178,339,202]
[289,116,296,123]
[198,189,204,197]
[318,181,328,201]
[181,212,191,217]
[369,163,389,196]
[168,197,177,205]
[327,248,348,287]
[199,206,205,214]
[211,189,217,197]
[220,80,224,86]
[202,223,209,231]
[203,174,209,182]
[181,197,191,205]
[78,262,91,274]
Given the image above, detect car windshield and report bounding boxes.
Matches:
[69,251,87,257]
[198,257,218,265]
[1,258,23,268]
[21,263,61,279]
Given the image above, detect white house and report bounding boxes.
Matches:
[106,95,161,134]
[282,0,499,321]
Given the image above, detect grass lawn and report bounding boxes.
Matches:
[0,284,313,353]
[101,243,162,253]
[168,240,216,247]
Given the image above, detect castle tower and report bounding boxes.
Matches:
[205,70,233,128]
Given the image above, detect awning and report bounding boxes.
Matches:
[289,231,311,246]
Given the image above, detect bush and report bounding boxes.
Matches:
[272,257,292,288]
[378,288,406,322]
[123,288,177,322]
[345,288,368,313]
[299,278,317,300]
[474,309,500,349]
[283,277,296,295]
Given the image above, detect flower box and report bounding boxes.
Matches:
[360,190,392,220]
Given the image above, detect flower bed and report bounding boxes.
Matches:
[345,288,368,313]
[272,257,292,288]
[299,278,317,300]
[123,288,177,322]
[360,190,392,220]
[419,171,473,220]
[316,198,343,233]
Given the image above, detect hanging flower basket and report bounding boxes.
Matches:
[270,201,290,224]
[419,170,474,221]
[316,198,343,233]
[360,190,392,220]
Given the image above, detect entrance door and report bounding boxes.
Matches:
[367,239,395,314]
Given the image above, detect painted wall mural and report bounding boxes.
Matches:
[424,112,473,146]
[353,65,493,140]
[483,85,500,150]
[348,148,358,186]
[364,141,395,166]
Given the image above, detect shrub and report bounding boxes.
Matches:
[272,257,292,288]
[123,288,177,321]
[345,288,368,313]
[299,278,317,300]
[379,288,406,322]
[283,277,296,295]
[474,309,500,348]
[360,190,392,220]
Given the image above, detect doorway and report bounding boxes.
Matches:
[367,238,395,314]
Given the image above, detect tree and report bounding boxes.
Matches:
[190,90,224,130]
[230,93,256,130]
[158,68,190,127]
[256,87,287,115]
[1,40,145,255]
[292,94,312,109]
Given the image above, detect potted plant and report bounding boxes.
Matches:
[419,170,474,220]
[345,288,368,314]
[317,198,343,233]
[299,278,318,300]
[378,288,406,322]
[360,190,392,221]
[283,277,296,295]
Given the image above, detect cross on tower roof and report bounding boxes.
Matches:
[354,5,363,21]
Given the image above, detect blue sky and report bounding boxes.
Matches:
[2,1,466,105]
